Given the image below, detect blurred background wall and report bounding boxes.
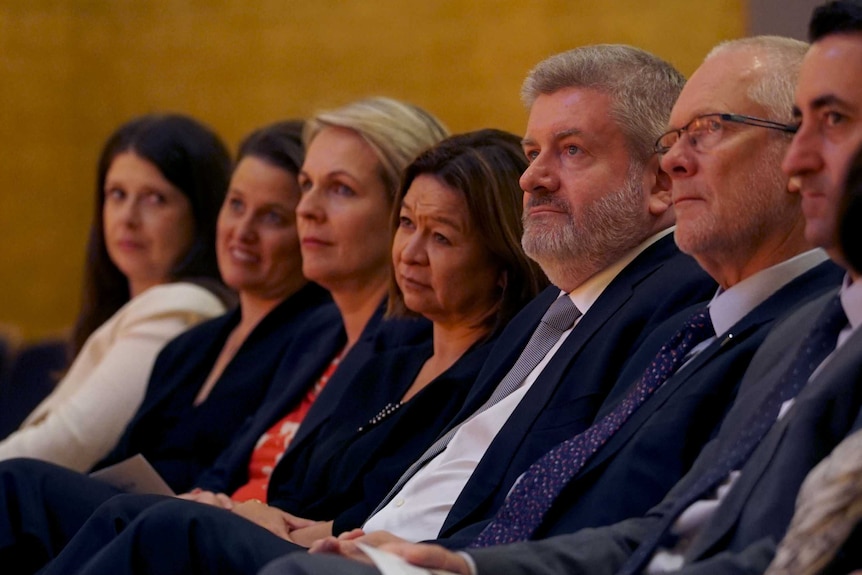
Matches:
[0,0,818,341]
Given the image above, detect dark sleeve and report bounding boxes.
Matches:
[192,412,256,493]
[672,539,778,575]
[467,515,656,575]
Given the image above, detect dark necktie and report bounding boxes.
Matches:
[368,295,581,517]
[620,294,848,575]
[472,307,713,547]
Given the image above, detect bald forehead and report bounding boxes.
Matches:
[669,50,765,125]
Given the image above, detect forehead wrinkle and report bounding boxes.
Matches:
[403,194,467,233]
[553,127,585,141]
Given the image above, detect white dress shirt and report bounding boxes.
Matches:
[363,229,673,541]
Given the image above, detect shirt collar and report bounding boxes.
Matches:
[707,248,829,336]
[565,227,676,315]
[840,273,862,333]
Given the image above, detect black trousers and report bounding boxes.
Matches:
[0,458,123,575]
[42,496,305,574]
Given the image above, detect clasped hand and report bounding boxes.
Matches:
[309,529,471,574]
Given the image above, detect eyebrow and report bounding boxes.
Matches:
[298,169,362,184]
[522,127,585,147]
[811,94,851,111]
[227,188,289,209]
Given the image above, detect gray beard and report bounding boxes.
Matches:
[522,175,648,288]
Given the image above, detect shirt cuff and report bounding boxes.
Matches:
[457,551,478,575]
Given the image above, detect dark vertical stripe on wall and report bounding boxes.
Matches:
[748,0,822,39]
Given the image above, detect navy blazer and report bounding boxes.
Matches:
[466,289,862,575]
[430,234,717,539]
[92,283,331,492]
[194,301,431,494]
[440,260,843,546]
[265,336,496,534]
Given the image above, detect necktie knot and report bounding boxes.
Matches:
[471,305,713,548]
[541,295,581,332]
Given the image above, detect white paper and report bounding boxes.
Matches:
[89,454,175,496]
[356,543,459,575]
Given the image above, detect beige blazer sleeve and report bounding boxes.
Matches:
[0,282,225,471]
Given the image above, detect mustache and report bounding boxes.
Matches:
[524,194,572,214]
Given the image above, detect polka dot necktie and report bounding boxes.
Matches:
[472,307,714,547]
[618,294,848,575]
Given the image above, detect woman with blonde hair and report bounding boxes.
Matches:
[0,97,448,574]
[37,128,549,575]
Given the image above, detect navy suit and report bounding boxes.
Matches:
[94,282,332,492]
[438,260,843,546]
[34,234,719,575]
[430,234,715,539]
[454,289,862,575]
[194,303,431,495]
[0,299,429,575]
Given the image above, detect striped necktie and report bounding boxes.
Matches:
[472,307,713,546]
[368,295,581,516]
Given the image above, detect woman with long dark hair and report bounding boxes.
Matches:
[0,114,231,470]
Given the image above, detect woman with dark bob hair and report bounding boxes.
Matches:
[31,129,548,575]
[0,114,232,471]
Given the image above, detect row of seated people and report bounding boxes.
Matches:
[0,1,861,574]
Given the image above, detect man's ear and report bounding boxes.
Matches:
[646,155,673,217]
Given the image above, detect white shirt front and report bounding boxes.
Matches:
[363,229,673,541]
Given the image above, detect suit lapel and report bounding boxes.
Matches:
[440,241,674,534]
[137,311,238,419]
[448,287,559,423]
[573,319,761,483]
[687,307,862,560]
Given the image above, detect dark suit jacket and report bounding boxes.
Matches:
[425,234,716,539]
[194,302,431,495]
[467,289,862,575]
[264,336,496,533]
[92,283,331,492]
[439,261,843,547]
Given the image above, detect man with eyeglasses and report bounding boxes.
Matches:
[260,33,849,575]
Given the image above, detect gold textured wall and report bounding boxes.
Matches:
[0,0,743,340]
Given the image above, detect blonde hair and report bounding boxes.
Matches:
[304,97,450,198]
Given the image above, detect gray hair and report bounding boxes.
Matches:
[521,44,685,162]
[705,36,809,123]
[304,97,450,199]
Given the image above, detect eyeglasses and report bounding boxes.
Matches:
[654,113,798,155]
